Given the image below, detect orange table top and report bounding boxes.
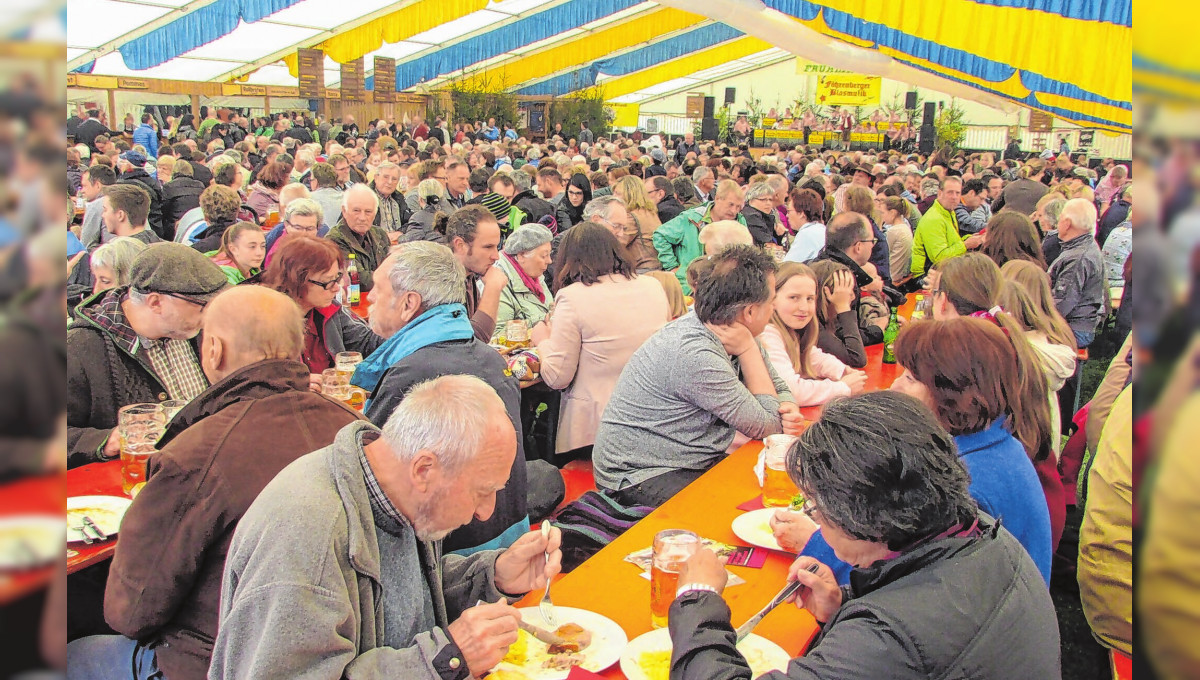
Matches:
[65,460,124,574]
[515,441,820,678]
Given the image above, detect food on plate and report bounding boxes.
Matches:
[637,650,672,680]
[501,629,530,665]
[546,622,592,655]
[542,653,585,671]
[67,506,120,530]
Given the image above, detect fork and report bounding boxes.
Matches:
[538,520,556,627]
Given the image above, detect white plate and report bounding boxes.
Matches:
[489,606,627,680]
[0,515,66,569]
[619,628,790,680]
[731,508,785,552]
[66,495,132,543]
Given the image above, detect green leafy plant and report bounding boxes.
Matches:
[744,88,764,128]
[549,87,610,137]
[713,104,733,142]
[437,71,519,130]
[934,99,967,152]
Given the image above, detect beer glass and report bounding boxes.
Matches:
[505,320,529,350]
[762,434,799,507]
[335,351,363,378]
[119,404,166,495]
[322,368,350,401]
[650,529,699,628]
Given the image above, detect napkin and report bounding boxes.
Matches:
[566,667,606,680]
[737,496,765,512]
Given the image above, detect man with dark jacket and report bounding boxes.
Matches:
[674,132,699,159]
[812,212,886,348]
[66,243,228,468]
[67,286,362,680]
[160,160,205,239]
[75,108,110,152]
[1003,137,1022,160]
[1096,183,1131,247]
[647,176,684,224]
[117,150,167,239]
[356,242,535,554]
[1050,199,1107,348]
[327,185,390,292]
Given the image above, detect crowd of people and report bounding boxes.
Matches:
[62,104,1133,679]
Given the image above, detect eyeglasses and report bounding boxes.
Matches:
[160,292,207,307]
[433,174,448,181]
[799,497,821,520]
[308,271,345,291]
[285,220,318,233]
[858,237,880,245]
[567,189,585,197]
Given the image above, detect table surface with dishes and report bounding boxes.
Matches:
[55,292,918,677]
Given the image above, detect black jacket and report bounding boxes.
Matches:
[675,141,700,158]
[76,118,110,151]
[67,288,200,468]
[656,196,685,224]
[812,247,883,346]
[364,336,528,553]
[1097,198,1131,248]
[119,168,167,239]
[161,177,206,238]
[400,204,448,244]
[513,189,555,227]
[667,515,1061,680]
[741,204,779,247]
[369,181,413,231]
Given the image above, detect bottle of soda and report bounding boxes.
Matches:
[882,307,900,364]
[911,293,926,321]
[346,254,361,305]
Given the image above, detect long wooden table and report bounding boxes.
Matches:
[0,474,64,605]
[65,460,123,574]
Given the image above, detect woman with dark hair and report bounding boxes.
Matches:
[808,259,867,368]
[782,187,826,263]
[261,234,382,385]
[668,391,1061,679]
[532,222,670,457]
[245,159,290,223]
[555,173,591,229]
[892,317,1054,583]
[982,211,1047,270]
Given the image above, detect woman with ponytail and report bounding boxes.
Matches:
[891,316,1054,583]
[210,221,265,284]
[998,260,1077,459]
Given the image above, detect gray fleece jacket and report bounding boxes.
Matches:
[209,421,506,680]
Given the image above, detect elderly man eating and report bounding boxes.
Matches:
[209,375,562,680]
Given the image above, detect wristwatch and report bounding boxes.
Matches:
[676,583,719,598]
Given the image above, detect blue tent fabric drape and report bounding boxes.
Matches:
[72,61,95,74]
[393,0,644,90]
[515,23,745,96]
[120,0,305,71]
[965,0,1131,25]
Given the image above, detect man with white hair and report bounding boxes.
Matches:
[1049,198,1106,348]
[263,196,327,267]
[291,148,315,183]
[699,220,754,255]
[209,373,563,679]
[692,166,715,204]
[328,184,389,292]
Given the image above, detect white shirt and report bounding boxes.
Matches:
[784,222,826,263]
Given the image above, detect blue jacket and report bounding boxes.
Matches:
[133,123,158,158]
[954,419,1053,584]
[263,220,330,253]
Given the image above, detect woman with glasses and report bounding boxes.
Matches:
[261,235,382,386]
[668,392,1060,679]
[263,197,327,269]
[555,173,592,229]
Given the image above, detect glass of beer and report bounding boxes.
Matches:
[650,529,699,628]
[322,368,350,401]
[118,404,166,496]
[345,386,367,411]
[762,434,799,507]
[505,320,529,350]
[160,399,187,423]
[335,351,363,378]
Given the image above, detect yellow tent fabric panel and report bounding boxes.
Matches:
[283,0,489,76]
[1134,0,1200,79]
[1133,69,1200,103]
[456,8,705,91]
[608,103,641,128]
[1034,92,1133,128]
[597,36,772,100]
[804,0,1131,103]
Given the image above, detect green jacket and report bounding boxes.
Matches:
[493,255,550,336]
[911,200,965,277]
[652,204,747,294]
[327,218,390,292]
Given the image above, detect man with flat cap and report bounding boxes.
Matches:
[67,286,364,680]
[67,242,228,468]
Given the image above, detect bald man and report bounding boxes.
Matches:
[72,286,363,680]
[699,219,754,255]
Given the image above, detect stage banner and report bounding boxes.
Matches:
[817,75,881,106]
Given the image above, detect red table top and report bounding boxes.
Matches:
[0,474,64,604]
[65,460,124,574]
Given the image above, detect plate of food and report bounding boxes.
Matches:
[0,515,66,569]
[731,507,786,552]
[66,495,131,543]
[619,628,790,680]
[486,606,626,680]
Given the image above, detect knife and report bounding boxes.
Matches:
[69,524,93,545]
[82,516,109,541]
[517,619,568,646]
[734,563,820,642]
